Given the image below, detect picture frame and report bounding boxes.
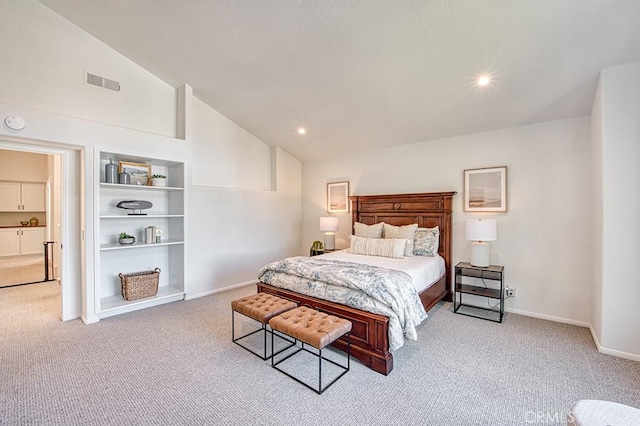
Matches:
[119,161,151,186]
[327,181,350,213]
[464,166,507,212]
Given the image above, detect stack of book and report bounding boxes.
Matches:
[146,226,156,244]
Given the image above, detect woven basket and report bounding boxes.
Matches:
[119,268,160,301]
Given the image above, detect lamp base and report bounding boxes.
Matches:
[323,232,335,250]
[470,241,490,267]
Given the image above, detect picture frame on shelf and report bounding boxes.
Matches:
[463,166,507,212]
[119,161,151,186]
[327,181,349,213]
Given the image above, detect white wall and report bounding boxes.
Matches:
[302,117,592,325]
[0,1,302,321]
[191,97,272,190]
[591,61,640,359]
[0,0,176,138]
[0,150,48,181]
[187,94,301,296]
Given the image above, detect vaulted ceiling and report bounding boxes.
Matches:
[39,0,640,162]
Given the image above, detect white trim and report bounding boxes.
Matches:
[589,324,602,349]
[511,309,640,361]
[509,307,590,328]
[589,324,640,362]
[185,280,258,300]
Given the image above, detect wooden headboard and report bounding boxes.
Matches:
[349,191,456,296]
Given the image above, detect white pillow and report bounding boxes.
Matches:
[354,222,384,238]
[349,236,406,258]
[413,226,440,256]
[383,223,418,257]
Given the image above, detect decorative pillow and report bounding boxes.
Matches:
[413,226,440,256]
[349,236,406,258]
[354,222,384,238]
[383,223,418,257]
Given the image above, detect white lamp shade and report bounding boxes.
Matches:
[465,219,497,242]
[319,216,339,232]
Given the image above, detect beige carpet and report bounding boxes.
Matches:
[0,255,47,287]
[1,283,639,425]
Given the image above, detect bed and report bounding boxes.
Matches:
[257,191,456,375]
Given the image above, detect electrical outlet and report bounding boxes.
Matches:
[506,287,516,297]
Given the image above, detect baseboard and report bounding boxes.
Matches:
[588,324,640,362]
[512,310,640,362]
[81,314,99,325]
[185,280,257,300]
[509,308,590,328]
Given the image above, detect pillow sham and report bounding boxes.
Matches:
[354,222,384,238]
[413,226,440,256]
[349,235,406,258]
[383,223,418,257]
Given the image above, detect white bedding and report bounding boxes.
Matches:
[319,249,445,293]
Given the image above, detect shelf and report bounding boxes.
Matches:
[100,240,184,251]
[456,284,501,299]
[100,183,183,191]
[95,148,185,323]
[99,285,185,319]
[100,214,184,219]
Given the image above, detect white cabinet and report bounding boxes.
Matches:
[0,181,45,212]
[20,228,46,255]
[0,229,20,257]
[21,183,46,212]
[0,227,45,256]
[95,149,185,320]
[0,182,21,211]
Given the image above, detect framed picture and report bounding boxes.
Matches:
[119,161,151,186]
[464,166,507,212]
[327,181,349,213]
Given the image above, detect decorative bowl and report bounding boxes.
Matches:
[118,237,135,245]
[20,221,29,226]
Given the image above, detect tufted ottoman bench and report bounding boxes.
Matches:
[231,292,297,360]
[269,306,352,394]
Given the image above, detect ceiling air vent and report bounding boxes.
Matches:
[85,72,121,92]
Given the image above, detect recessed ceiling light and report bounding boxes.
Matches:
[477,75,490,86]
[298,128,306,135]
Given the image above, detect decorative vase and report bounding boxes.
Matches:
[118,237,135,245]
[105,158,118,183]
[119,172,130,185]
[151,177,167,187]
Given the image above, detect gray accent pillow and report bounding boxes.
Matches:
[413,226,440,256]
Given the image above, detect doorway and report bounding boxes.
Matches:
[0,140,82,321]
[0,150,58,288]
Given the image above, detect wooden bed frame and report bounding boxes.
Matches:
[257,191,456,375]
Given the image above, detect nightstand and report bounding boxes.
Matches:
[454,262,504,323]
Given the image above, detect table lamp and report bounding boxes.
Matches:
[465,219,497,267]
[319,217,339,250]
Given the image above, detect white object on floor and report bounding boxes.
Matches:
[568,399,640,425]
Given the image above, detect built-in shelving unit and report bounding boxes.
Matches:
[95,148,185,320]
